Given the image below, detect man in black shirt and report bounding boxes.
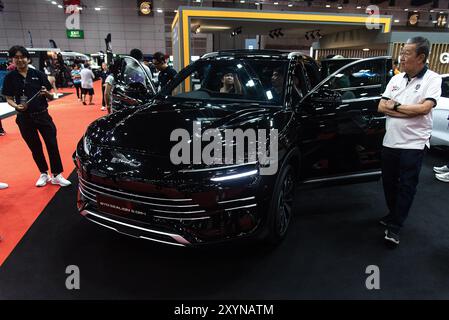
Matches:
[1,46,71,187]
[152,51,177,91]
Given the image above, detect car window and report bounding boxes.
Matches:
[442,76,449,98]
[322,59,385,101]
[118,57,152,90]
[163,58,289,105]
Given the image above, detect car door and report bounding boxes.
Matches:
[111,56,156,113]
[296,57,391,181]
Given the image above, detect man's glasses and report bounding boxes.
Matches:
[13,55,27,60]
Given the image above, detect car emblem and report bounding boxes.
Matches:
[111,152,141,167]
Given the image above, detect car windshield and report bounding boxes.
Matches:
[161,57,289,105]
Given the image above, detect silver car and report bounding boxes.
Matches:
[431,74,449,147]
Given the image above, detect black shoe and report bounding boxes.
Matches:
[379,213,393,226]
[0,129,5,136]
[384,229,400,245]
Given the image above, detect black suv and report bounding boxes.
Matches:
[74,50,391,246]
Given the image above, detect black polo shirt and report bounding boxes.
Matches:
[158,66,177,88]
[1,68,52,113]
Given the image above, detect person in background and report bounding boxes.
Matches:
[152,51,177,91]
[1,45,71,187]
[99,62,110,111]
[6,61,15,71]
[104,60,119,114]
[71,64,82,101]
[433,162,449,183]
[44,59,58,99]
[377,37,441,246]
[80,62,95,106]
[393,60,401,75]
[0,119,5,135]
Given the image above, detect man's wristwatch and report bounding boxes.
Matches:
[393,102,401,111]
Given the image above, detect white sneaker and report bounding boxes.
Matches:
[433,165,449,174]
[51,174,72,187]
[436,172,449,183]
[0,182,8,189]
[53,93,58,99]
[101,106,106,111]
[36,173,50,187]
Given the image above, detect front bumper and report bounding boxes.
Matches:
[75,160,275,246]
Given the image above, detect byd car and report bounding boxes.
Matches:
[74,50,392,247]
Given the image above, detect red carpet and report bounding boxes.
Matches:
[0,81,105,266]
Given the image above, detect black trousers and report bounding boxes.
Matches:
[381,146,425,233]
[74,83,81,99]
[16,111,63,175]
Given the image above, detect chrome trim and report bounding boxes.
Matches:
[139,236,185,247]
[154,215,210,221]
[78,176,192,202]
[151,208,206,214]
[342,96,382,103]
[335,84,381,92]
[81,209,191,245]
[301,171,381,184]
[86,218,118,232]
[224,204,257,211]
[79,187,96,203]
[79,180,199,208]
[178,161,257,173]
[79,185,205,214]
[218,196,256,204]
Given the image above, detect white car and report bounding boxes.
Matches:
[431,74,449,147]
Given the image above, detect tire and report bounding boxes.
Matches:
[264,163,295,245]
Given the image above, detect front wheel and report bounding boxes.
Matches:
[264,164,295,245]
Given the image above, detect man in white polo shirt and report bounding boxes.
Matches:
[378,37,441,246]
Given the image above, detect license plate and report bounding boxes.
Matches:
[97,194,146,217]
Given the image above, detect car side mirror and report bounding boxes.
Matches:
[310,88,342,104]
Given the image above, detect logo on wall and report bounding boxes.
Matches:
[440,52,449,64]
[137,0,153,16]
[435,13,448,28]
[407,12,420,27]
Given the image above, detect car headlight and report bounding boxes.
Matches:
[83,135,92,156]
[210,169,258,182]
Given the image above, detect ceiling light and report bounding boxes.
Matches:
[363,48,370,51]
[394,19,400,23]
[240,0,245,3]
[433,20,438,23]
[255,2,260,5]
[414,10,418,13]
[51,1,57,4]
[58,4,63,8]
[326,4,331,8]
[274,2,279,5]
[337,5,343,9]
[195,0,201,2]
[356,5,362,9]
[404,8,409,11]
[288,3,293,7]
[156,8,163,13]
[174,9,178,12]
[430,9,435,12]
[440,11,444,14]
[95,7,101,11]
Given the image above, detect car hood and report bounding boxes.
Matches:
[86,99,285,156]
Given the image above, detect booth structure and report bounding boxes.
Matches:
[172,7,393,90]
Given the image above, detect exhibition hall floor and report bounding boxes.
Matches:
[1,84,448,299]
[0,148,448,298]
